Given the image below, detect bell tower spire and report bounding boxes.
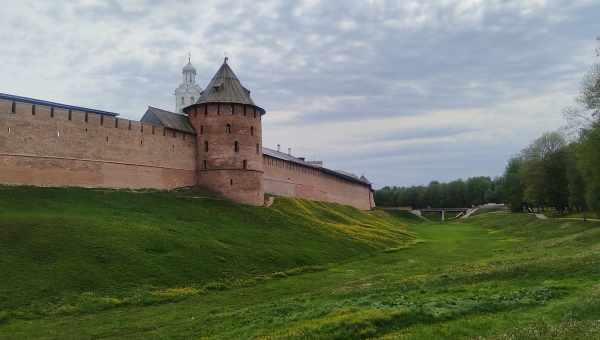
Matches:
[174,54,202,113]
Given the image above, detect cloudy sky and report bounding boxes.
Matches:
[1,1,598,188]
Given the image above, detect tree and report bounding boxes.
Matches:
[503,157,524,212]
[579,63,600,120]
[565,144,586,212]
[485,176,505,203]
[446,179,466,208]
[425,181,442,208]
[543,148,570,213]
[465,177,492,206]
[518,132,567,211]
[577,123,600,214]
[564,38,600,131]
[521,132,566,161]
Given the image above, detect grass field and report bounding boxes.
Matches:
[1,186,599,339]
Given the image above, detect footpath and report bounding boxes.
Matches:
[532,213,600,222]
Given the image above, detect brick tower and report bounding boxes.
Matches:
[184,58,265,206]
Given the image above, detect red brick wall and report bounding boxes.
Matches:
[0,97,375,209]
[186,103,264,206]
[0,98,196,189]
[263,155,375,210]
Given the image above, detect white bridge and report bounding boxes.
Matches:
[416,208,471,221]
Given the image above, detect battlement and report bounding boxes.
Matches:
[0,96,197,189]
[0,97,196,141]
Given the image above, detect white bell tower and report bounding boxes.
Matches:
[174,54,202,113]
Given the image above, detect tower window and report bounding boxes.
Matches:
[231,104,235,115]
[100,115,104,125]
[200,125,204,135]
[115,118,119,128]
[234,141,239,152]
[256,143,260,154]
[203,160,207,169]
[68,109,72,121]
[32,105,36,115]
[243,160,247,169]
[204,105,208,116]
[11,101,15,113]
[226,124,231,134]
[204,141,209,152]
[250,126,254,136]
[85,112,88,122]
[243,105,247,116]
[230,179,233,186]
[50,107,54,118]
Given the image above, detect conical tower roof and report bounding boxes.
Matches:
[195,58,265,114]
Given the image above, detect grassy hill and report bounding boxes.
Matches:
[0,186,413,322]
[1,186,599,339]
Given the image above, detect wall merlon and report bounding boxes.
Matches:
[102,115,115,128]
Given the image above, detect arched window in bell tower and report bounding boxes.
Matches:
[234,141,239,153]
[226,124,232,134]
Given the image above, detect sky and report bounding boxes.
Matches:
[1,0,599,188]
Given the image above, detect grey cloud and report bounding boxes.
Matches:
[0,0,598,187]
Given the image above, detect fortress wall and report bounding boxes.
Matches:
[0,98,196,189]
[263,156,374,210]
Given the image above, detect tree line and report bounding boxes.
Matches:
[375,39,600,216]
[374,177,504,209]
[503,63,599,214]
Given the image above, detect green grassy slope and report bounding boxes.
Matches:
[0,186,412,321]
[1,188,599,339]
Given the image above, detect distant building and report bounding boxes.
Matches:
[174,56,202,113]
[0,58,375,209]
